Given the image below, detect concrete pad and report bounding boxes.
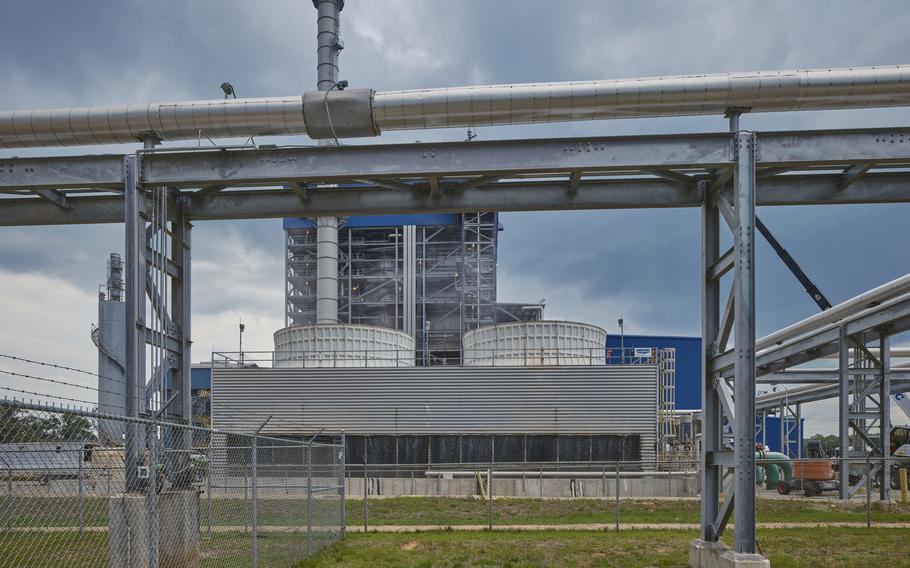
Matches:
[719,550,770,568]
[689,539,770,568]
[689,538,731,568]
[108,491,200,568]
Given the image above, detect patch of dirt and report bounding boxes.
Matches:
[400,541,419,551]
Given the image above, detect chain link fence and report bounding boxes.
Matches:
[343,457,910,532]
[345,460,700,531]
[753,456,910,531]
[0,400,344,567]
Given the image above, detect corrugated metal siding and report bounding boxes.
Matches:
[211,366,658,462]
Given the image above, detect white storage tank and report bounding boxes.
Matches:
[273,324,415,368]
[463,321,607,366]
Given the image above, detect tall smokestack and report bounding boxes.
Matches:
[314,0,342,324]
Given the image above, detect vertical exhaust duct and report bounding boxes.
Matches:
[313,0,342,325]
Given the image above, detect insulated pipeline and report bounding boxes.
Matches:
[0,96,307,148]
[2,65,910,148]
[371,66,910,131]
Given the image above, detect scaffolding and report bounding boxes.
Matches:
[285,213,500,365]
[657,348,677,460]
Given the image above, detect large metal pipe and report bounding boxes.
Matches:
[2,65,910,148]
[757,272,910,350]
[314,0,342,325]
[373,65,910,131]
[0,96,307,148]
[315,215,339,324]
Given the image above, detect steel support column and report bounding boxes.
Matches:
[124,154,144,492]
[732,131,757,554]
[171,199,193,458]
[838,326,851,499]
[879,331,891,501]
[699,179,723,541]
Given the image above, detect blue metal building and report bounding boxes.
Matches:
[757,415,805,457]
[606,334,702,411]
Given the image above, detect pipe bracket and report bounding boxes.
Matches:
[303,89,378,139]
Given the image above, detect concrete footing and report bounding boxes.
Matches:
[108,490,200,568]
[689,539,770,568]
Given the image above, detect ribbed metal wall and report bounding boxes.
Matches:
[211,365,658,462]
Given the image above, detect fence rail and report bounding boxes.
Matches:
[343,458,910,533]
[212,346,666,368]
[0,399,345,567]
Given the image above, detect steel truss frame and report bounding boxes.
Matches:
[3,127,910,225]
[123,154,193,492]
[459,212,498,334]
[3,125,910,553]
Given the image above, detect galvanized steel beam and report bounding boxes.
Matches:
[33,189,71,210]
[0,154,123,190]
[5,172,910,226]
[700,179,723,541]
[2,128,910,193]
[732,131,757,554]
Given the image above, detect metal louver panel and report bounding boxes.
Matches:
[212,365,658,462]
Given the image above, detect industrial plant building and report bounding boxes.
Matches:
[283,212,544,364]
[85,213,691,467]
[174,212,681,467]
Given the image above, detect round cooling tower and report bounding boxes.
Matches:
[463,321,607,366]
[273,324,415,367]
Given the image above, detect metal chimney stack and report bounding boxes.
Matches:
[314,0,342,324]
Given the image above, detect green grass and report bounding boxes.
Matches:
[2,495,909,567]
[0,530,333,567]
[345,496,910,526]
[4,495,908,528]
[297,528,910,568]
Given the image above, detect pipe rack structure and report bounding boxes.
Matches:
[2,19,910,565]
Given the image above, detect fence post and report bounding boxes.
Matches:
[206,459,212,535]
[614,461,620,532]
[487,466,493,531]
[148,423,159,568]
[307,442,313,555]
[866,456,872,529]
[243,475,248,534]
[602,465,606,498]
[78,452,84,536]
[539,467,543,500]
[363,459,369,532]
[5,463,12,531]
[901,467,909,504]
[340,432,346,539]
[252,435,258,568]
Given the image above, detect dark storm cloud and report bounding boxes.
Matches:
[2,0,910,349]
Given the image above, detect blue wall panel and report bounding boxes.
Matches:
[605,334,702,410]
[191,367,212,391]
[757,415,805,457]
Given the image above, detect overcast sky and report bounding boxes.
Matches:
[1,0,909,434]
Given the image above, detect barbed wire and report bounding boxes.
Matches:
[0,355,307,431]
[1,350,353,435]
[0,386,98,408]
